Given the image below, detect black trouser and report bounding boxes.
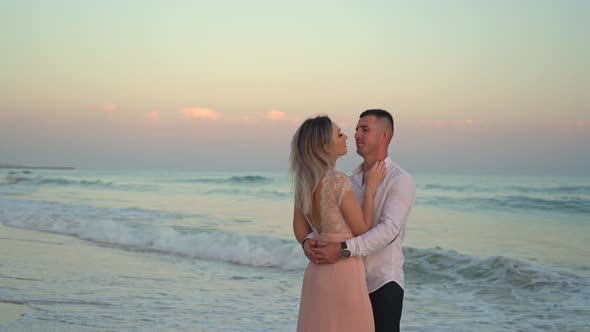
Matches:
[369,281,404,332]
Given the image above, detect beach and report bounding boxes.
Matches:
[0,302,29,324]
[0,224,59,324]
[1,169,589,331]
[0,224,164,330]
[3,0,589,330]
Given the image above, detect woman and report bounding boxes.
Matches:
[290,115,385,332]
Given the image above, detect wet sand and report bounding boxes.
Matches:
[0,302,29,323]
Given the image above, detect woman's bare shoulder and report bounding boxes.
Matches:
[326,169,349,179]
[324,170,351,186]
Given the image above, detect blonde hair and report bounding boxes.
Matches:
[290,115,334,215]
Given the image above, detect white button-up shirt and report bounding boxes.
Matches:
[346,157,416,292]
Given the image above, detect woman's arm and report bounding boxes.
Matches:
[339,190,374,236]
[293,204,311,244]
[339,161,385,236]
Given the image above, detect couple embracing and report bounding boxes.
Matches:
[290,109,416,332]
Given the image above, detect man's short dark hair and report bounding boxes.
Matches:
[360,109,394,132]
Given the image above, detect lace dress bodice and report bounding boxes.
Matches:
[307,170,354,237]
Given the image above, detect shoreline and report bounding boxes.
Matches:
[0,224,36,324]
[0,301,30,323]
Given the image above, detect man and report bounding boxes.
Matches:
[302,109,416,332]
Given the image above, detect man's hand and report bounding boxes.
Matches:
[310,241,341,264]
[302,239,317,262]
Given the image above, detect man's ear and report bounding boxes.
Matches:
[379,129,392,145]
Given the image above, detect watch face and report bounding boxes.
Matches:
[340,250,351,258]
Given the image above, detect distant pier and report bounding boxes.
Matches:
[0,164,75,170]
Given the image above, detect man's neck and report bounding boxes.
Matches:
[362,153,388,173]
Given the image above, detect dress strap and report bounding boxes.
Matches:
[303,213,321,235]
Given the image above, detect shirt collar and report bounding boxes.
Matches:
[352,157,394,186]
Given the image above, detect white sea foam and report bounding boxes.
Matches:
[0,198,307,270]
[1,198,587,294]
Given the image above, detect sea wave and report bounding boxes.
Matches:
[405,247,587,292]
[510,185,590,195]
[0,174,155,191]
[422,183,590,196]
[203,188,291,199]
[1,198,588,298]
[418,195,590,215]
[181,175,274,184]
[0,198,305,270]
[422,184,489,193]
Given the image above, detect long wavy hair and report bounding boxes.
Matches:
[290,115,334,215]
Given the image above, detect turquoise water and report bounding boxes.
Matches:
[0,169,589,331]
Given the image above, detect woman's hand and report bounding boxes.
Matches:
[364,160,386,195]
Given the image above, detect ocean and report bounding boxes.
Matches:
[0,169,589,331]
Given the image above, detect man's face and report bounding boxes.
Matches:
[355,115,381,157]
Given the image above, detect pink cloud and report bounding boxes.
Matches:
[265,110,287,121]
[239,115,260,124]
[180,107,222,121]
[101,104,119,112]
[451,118,481,128]
[575,120,589,129]
[146,111,161,122]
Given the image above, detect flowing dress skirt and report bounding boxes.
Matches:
[296,233,374,332]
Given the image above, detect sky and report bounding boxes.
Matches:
[1,0,589,174]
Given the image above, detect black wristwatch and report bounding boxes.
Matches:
[340,241,351,258]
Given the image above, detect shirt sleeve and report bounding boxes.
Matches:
[347,173,416,257]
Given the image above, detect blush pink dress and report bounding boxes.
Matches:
[297,170,374,332]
